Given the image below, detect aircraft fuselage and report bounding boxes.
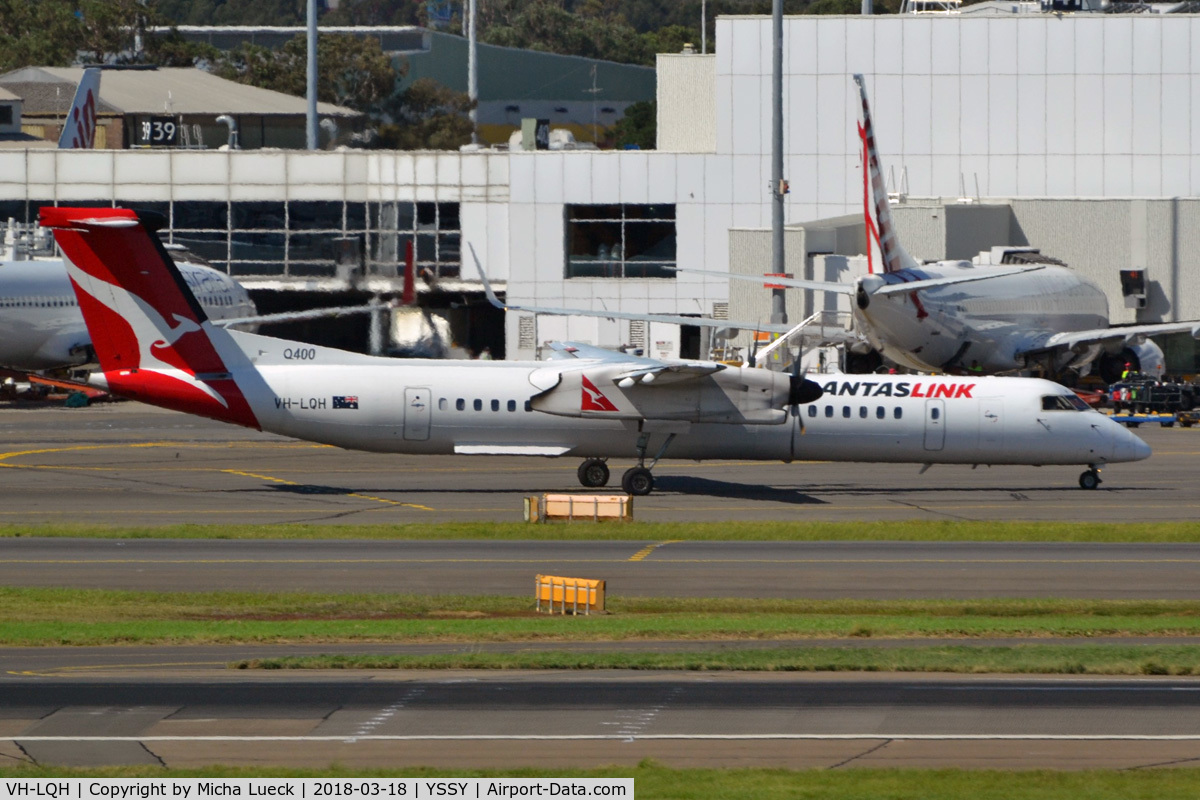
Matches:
[856,263,1109,374]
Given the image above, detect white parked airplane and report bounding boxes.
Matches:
[40,206,1149,493]
[681,74,1200,382]
[0,249,256,372]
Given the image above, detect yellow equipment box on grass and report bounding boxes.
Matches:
[535,574,606,614]
[525,493,633,522]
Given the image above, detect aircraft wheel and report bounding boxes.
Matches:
[577,459,610,488]
[621,467,654,496]
[1079,470,1101,490]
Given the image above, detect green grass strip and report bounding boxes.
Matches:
[2,765,1200,798]
[237,644,1200,675]
[4,520,1200,541]
[8,589,1200,646]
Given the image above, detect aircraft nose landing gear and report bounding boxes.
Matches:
[1079,467,1102,490]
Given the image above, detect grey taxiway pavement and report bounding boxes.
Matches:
[6,538,1200,597]
[0,402,1194,524]
[4,404,1200,771]
[3,672,1200,770]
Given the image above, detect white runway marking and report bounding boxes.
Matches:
[11,734,1200,741]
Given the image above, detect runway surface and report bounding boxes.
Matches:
[6,537,1200,597]
[3,672,1200,770]
[0,403,1194,525]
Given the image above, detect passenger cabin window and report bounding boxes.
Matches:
[824,406,833,418]
[438,398,447,411]
[456,399,465,411]
[807,406,816,417]
[876,406,885,419]
[894,407,902,419]
[473,399,482,411]
[507,400,517,412]
[859,406,867,419]
[930,407,940,420]
[842,406,851,419]
[491,399,500,412]
[525,400,533,412]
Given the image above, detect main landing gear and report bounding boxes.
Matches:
[1079,466,1102,490]
[575,432,677,497]
[577,458,610,488]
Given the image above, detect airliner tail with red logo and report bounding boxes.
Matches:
[44,207,1149,495]
[57,68,101,149]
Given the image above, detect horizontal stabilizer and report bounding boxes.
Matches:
[873,266,1046,296]
[673,267,855,295]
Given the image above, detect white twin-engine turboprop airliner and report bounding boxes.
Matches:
[42,207,1149,494]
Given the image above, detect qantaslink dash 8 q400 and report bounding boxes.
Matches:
[41,207,1150,495]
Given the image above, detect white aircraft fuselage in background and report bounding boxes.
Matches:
[854,261,1111,375]
[40,207,1150,493]
[0,257,255,371]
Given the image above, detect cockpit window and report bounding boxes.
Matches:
[1042,394,1084,411]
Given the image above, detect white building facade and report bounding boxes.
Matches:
[2,13,1200,361]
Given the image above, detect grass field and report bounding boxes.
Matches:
[3,520,1200,541]
[1,765,1199,798]
[7,589,1200,674]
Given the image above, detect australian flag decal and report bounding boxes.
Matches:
[332,396,359,409]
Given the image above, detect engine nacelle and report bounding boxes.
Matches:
[529,364,812,424]
[1097,340,1165,383]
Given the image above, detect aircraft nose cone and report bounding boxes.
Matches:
[1114,426,1152,463]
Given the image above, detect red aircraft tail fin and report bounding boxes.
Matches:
[40,207,259,428]
[853,74,918,275]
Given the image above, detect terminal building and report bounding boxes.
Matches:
[1,13,1199,371]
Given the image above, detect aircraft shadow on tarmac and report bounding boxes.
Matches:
[239,477,1160,504]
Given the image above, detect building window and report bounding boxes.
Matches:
[368,201,460,280]
[0,105,13,126]
[565,204,676,279]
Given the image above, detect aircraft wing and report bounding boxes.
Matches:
[548,341,726,384]
[1020,322,1200,356]
[215,305,386,328]
[672,267,856,295]
[467,245,795,334]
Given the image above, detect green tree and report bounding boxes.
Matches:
[377,77,475,150]
[609,99,655,150]
[0,0,147,71]
[212,33,400,113]
[640,25,696,58]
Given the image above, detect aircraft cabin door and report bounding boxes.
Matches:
[979,397,1003,450]
[923,399,945,451]
[403,387,432,441]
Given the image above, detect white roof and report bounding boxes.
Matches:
[0,87,19,102]
[0,66,359,117]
